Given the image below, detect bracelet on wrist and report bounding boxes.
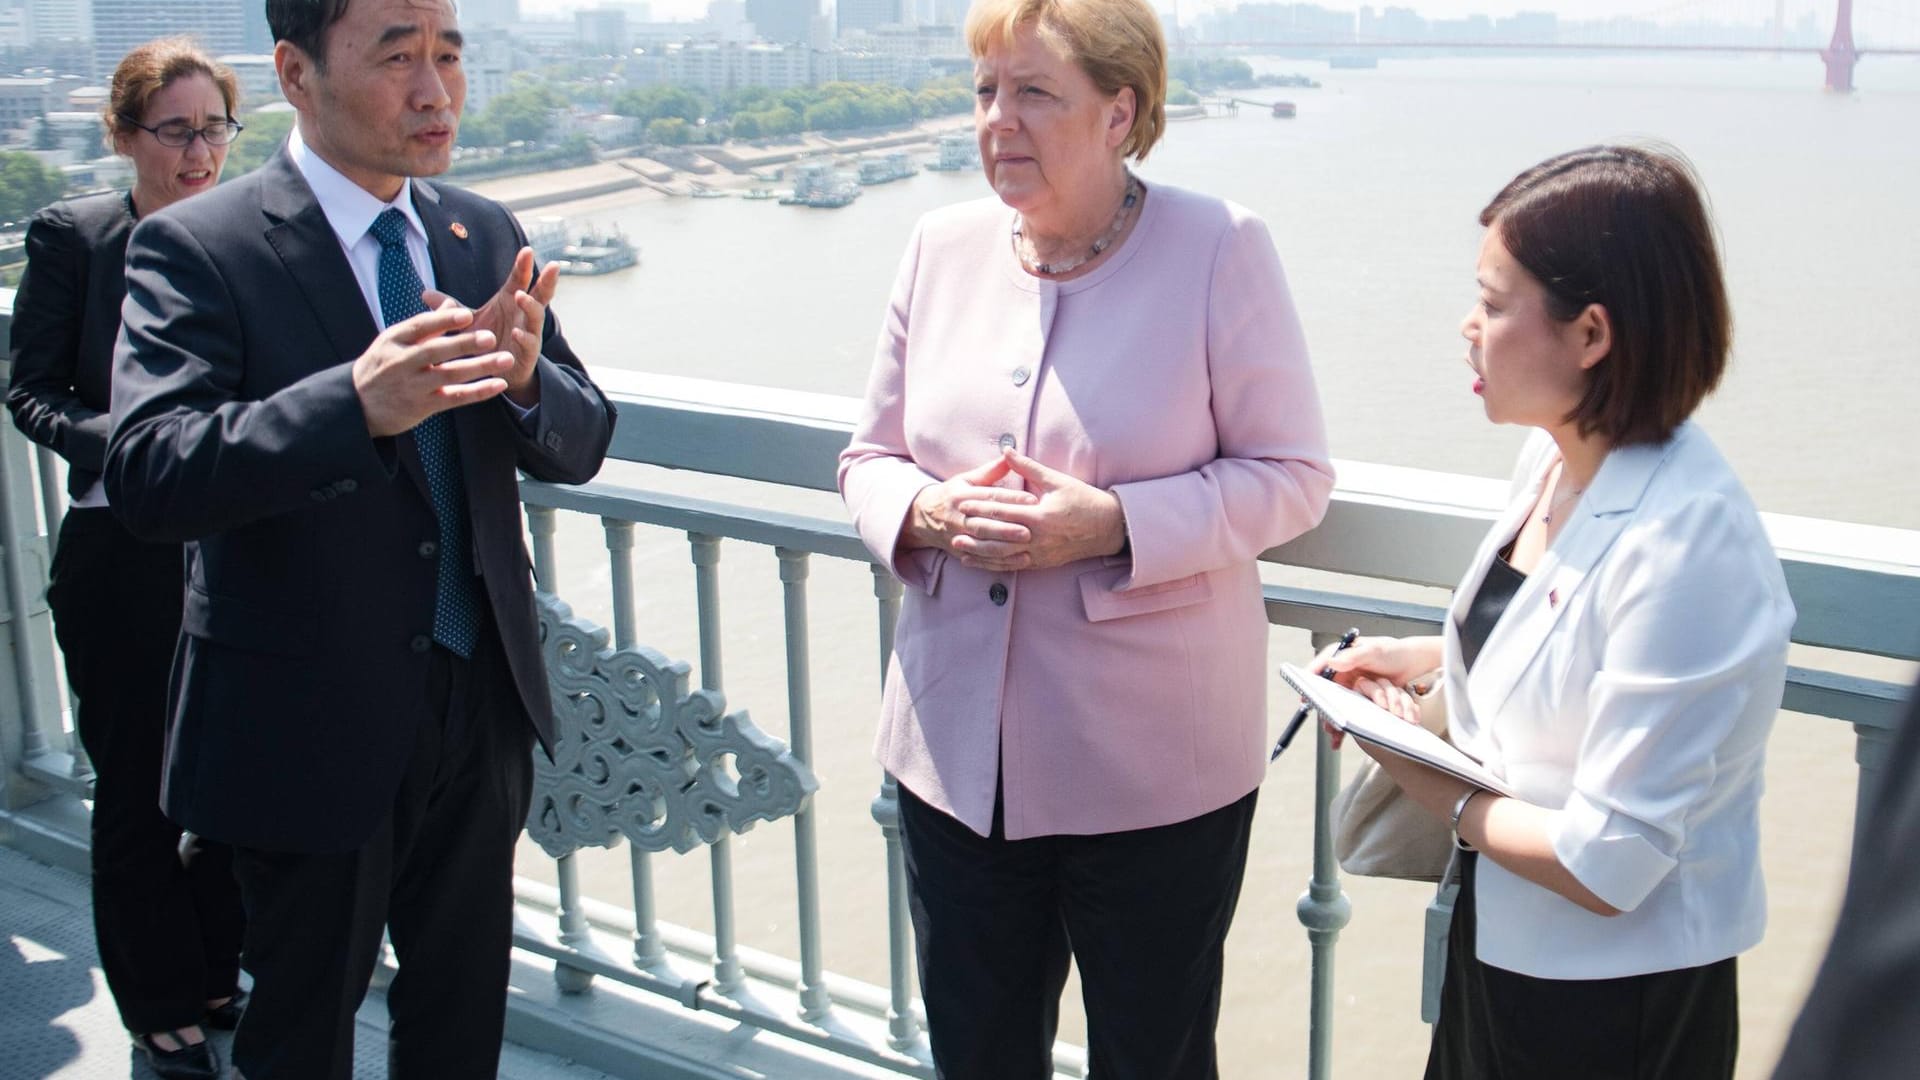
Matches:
[1449,787,1482,833]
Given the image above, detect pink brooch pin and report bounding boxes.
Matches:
[449,222,469,240]
[1549,588,1561,608]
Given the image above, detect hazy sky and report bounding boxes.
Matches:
[510,0,1898,38]
[513,1,1845,21]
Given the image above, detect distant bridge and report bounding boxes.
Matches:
[1177,0,1919,91]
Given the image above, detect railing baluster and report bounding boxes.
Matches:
[525,504,594,993]
[29,446,87,780]
[0,428,49,765]
[1297,631,1353,1080]
[525,505,558,593]
[867,565,918,1050]
[553,853,594,993]
[690,533,743,993]
[778,548,831,1021]
[32,445,62,545]
[606,518,666,969]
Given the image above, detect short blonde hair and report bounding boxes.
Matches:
[965,0,1168,162]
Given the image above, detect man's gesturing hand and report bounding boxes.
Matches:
[353,303,514,438]
[424,246,558,407]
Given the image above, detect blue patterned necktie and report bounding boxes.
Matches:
[369,207,480,658]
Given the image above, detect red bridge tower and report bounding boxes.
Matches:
[1823,0,1858,92]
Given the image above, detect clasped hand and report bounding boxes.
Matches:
[905,450,1127,573]
[354,247,559,437]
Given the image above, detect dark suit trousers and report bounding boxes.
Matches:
[897,782,1257,1080]
[227,614,534,1080]
[1425,851,1739,1080]
[46,506,246,1034]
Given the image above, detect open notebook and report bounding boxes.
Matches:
[1278,662,1516,798]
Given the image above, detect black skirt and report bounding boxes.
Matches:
[1425,852,1740,1080]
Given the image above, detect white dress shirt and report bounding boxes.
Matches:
[286,125,536,427]
[288,125,437,326]
[1444,422,1796,980]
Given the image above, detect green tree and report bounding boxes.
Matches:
[613,86,705,124]
[220,110,295,180]
[0,151,67,223]
[645,117,690,145]
[458,112,506,149]
[487,82,568,144]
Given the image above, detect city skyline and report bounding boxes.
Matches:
[514,0,1881,27]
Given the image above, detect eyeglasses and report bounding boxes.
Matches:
[123,118,244,147]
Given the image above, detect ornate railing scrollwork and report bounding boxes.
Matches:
[528,592,817,858]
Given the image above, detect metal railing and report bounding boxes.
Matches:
[2,342,1917,1078]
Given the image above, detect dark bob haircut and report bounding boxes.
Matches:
[1480,144,1731,447]
[267,0,355,67]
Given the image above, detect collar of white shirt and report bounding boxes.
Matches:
[286,124,428,255]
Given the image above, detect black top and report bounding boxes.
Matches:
[1458,551,1526,673]
[5,190,138,497]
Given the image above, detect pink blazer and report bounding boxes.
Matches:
[839,183,1334,839]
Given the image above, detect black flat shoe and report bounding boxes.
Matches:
[204,989,248,1031]
[132,1031,221,1080]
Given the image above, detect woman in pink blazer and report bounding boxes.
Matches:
[837,0,1332,1074]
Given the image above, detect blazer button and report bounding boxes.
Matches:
[544,431,563,451]
[410,635,432,653]
[989,582,1008,606]
[1012,366,1031,386]
[998,433,1017,452]
[418,541,438,559]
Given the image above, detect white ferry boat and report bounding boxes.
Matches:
[925,132,981,172]
[556,227,639,276]
[857,152,918,185]
[779,162,861,208]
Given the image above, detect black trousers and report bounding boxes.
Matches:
[46,507,246,1034]
[897,783,1258,1080]
[1426,852,1740,1080]
[228,616,534,1080]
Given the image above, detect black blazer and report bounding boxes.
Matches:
[105,149,616,854]
[1772,677,1920,1080]
[7,190,138,494]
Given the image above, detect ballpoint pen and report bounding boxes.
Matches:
[1271,627,1359,761]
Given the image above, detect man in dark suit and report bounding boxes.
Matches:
[102,1,615,1076]
[1772,676,1920,1079]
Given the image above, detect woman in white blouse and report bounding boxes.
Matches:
[1323,145,1795,1079]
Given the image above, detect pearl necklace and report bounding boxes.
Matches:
[1013,173,1142,276]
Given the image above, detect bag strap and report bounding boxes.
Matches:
[1421,846,1463,1024]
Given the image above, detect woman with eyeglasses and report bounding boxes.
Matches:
[5,37,245,1080]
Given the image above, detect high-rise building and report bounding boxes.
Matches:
[461,0,520,31]
[91,0,247,78]
[576,7,629,54]
[745,0,812,45]
[28,0,90,45]
[836,0,902,39]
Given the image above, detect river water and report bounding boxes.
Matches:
[510,55,1920,1077]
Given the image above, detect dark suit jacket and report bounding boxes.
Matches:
[1772,678,1920,1079]
[104,148,616,854]
[7,190,137,494]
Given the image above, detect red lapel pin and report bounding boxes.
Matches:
[1549,588,1561,608]
[449,222,469,240]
